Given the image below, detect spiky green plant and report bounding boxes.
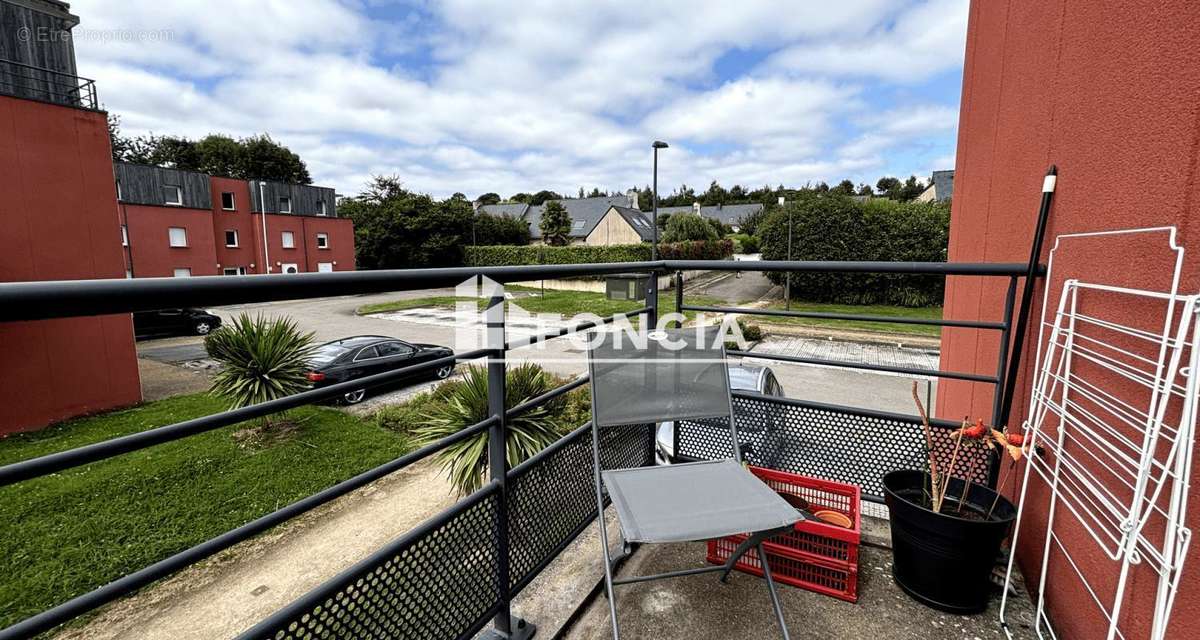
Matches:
[204,313,316,427]
[416,363,567,495]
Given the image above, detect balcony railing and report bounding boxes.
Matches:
[0,58,98,110]
[0,259,1038,639]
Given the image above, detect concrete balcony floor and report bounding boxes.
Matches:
[561,542,1039,640]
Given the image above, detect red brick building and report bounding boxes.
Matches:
[115,162,355,278]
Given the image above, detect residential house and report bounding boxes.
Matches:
[657,202,763,232]
[478,191,654,245]
[916,169,954,202]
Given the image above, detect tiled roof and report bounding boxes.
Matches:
[522,196,630,238]
[657,202,763,226]
[477,202,531,218]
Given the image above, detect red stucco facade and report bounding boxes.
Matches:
[0,95,142,434]
[939,1,1200,637]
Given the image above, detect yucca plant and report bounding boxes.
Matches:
[204,313,316,429]
[416,363,567,495]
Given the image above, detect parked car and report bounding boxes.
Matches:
[133,308,222,339]
[655,364,784,464]
[306,335,455,404]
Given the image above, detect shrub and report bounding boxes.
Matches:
[657,239,734,261]
[758,194,949,306]
[662,212,719,243]
[729,233,759,254]
[464,240,732,266]
[204,314,316,428]
[414,364,570,495]
[739,319,764,342]
[474,212,530,245]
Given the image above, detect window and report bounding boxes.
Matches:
[173,268,192,277]
[317,200,328,216]
[121,225,128,247]
[354,346,379,361]
[279,197,292,213]
[317,262,334,273]
[223,267,246,275]
[225,230,239,247]
[281,231,295,248]
[376,341,414,358]
[163,185,183,206]
[168,227,188,247]
[221,192,236,210]
[316,232,329,249]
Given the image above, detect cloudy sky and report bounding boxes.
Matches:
[72,0,968,199]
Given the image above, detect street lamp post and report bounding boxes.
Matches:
[651,141,668,261]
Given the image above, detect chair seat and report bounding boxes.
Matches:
[602,459,801,543]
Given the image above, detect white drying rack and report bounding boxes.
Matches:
[1000,227,1199,640]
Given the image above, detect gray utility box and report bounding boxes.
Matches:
[605,273,650,301]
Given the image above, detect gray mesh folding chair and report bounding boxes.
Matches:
[588,326,801,640]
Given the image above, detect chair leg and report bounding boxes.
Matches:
[758,543,791,640]
[720,528,779,583]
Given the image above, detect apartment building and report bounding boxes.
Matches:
[115,162,355,278]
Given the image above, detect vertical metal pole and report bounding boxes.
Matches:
[987,276,1018,488]
[674,271,684,329]
[485,282,533,640]
[784,211,792,310]
[651,148,659,262]
[648,148,660,331]
[997,165,1057,429]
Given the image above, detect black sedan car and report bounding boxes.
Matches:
[133,308,222,339]
[306,335,455,404]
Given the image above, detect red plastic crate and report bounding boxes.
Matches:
[706,466,861,602]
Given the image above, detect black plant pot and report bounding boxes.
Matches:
[883,469,1017,614]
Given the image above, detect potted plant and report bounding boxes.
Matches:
[882,382,1026,614]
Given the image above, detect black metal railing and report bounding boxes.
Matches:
[0,259,1038,639]
[0,58,98,110]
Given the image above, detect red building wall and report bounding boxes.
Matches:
[123,204,219,278]
[0,95,141,434]
[301,217,356,272]
[261,214,309,274]
[210,177,263,274]
[940,1,1200,637]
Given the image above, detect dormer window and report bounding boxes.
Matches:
[163,185,183,206]
[279,197,292,214]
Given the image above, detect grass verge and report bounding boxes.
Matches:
[0,393,409,630]
[357,287,724,323]
[754,301,944,337]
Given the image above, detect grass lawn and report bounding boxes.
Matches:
[0,393,410,630]
[755,300,944,337]
[357,286,725,323]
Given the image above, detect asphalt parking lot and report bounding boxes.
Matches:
[137,288,939,416]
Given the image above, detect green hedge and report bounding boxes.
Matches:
[464,240,732,267]
[758,195,950,307]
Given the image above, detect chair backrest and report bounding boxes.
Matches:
[587,325,742,463]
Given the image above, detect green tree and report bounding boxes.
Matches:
[662,212,719,242]
[204,314,316,428]
[473,212,530,245]
[508,192,532,204]
[832,179,856,195]
[530,190,563,205]
[857,183,874,196]
[339,176,474,269]
[475,192,501,205]
[539,201,572,246]
[236,134,311,183]
[876,176,902,199]
[899,175,926,201]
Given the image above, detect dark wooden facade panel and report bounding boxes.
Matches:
[114,162,213,210]
[249,180,337,217]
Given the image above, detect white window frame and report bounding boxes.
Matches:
[225,229,239,248]
[281,231,295,249]
[278,196,292,214]
[317,200,327,216]
[163,185,183,206]
[168,227,188,248]
[316,232,329,249]
[223,266,246,276]
[221,192,236,210]
[172,268,192,278]
[121,225,128,247]
[317,262,334,273]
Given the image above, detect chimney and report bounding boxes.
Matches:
[692,202,701,214]
[626,188,638,209]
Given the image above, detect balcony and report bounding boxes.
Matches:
[0,260,1041,639]
[0,58,98,110]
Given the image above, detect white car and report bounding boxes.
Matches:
[654,364,784,464]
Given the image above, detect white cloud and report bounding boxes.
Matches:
[72,0,966,197]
